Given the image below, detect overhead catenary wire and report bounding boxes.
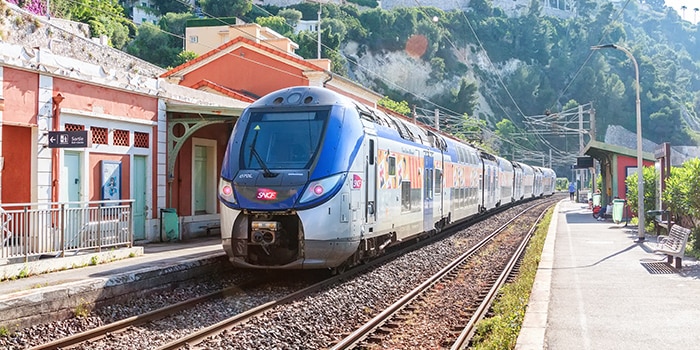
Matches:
[54,0,563,162]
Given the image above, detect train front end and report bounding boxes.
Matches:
[218,87,364,270]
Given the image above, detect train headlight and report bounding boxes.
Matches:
[219,179,237,204]
[299,173,344,204]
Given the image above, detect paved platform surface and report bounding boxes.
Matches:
[0,236,225,296]
[517,199,700,350]
[0,236,226,329]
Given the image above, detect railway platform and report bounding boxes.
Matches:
[0,236,225,329]
[517,199,700,350]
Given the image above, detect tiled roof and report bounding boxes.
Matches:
[191,79,257,103]
[160,36,324,79]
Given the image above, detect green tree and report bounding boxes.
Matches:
[278,8,302,28]
[323,18,348,43]
[173,50,198,67]
[452,115,487,144]
[495,119,517,159]
[160,12,196,49]
[125,22,181,68]
[451,78,478,116]
[60,0,134,49]
[378,96,411,116]
[151,0,190,16]
[256,16,291,36]
[359,8,396,51]
[625,165,657,227]
[200,0,251,18]
[663,158,700,248]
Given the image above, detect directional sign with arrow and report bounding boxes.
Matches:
[48,131,89,148]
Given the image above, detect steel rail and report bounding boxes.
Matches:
[29,279,266,350]
[153,199,527,350]
[330,201,549,350]
[450,204,552,349]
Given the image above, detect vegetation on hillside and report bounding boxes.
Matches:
[10,0,700,174]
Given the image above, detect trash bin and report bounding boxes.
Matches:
[612,199,626,224]
[160,208,179,241]
[592,193,601,208]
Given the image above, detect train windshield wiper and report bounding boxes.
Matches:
[248,128,278,178]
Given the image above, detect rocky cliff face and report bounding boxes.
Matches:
[343,41,456,97]
[343,40,522,125]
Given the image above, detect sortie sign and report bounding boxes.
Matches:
[48,131,89,148]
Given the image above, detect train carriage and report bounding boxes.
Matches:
[513,161,535,200]
[218,86,555,270]
[479,151,499,212]
[496,156,514,206]
[540,167,557,196]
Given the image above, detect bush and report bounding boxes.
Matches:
[663,158,700,249]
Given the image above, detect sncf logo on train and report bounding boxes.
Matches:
[256,188,278,200]
[352,174,362,189]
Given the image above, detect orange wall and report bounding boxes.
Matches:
[2,125,32,203]
[89,153,131,201]
[180,47,308,98]
[3,68,38,125]
[55,78,158,216]
[54,79,157,121]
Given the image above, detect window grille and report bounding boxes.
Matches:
[114,129,129,146]
[134,132,149,148]
[91,126,108,144]
[64,123,84,131]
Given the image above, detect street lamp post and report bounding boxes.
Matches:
[591,44,645,242]
[317,2,321,59]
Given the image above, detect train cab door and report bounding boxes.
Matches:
[423,151,434,232]
[365,137,377,226]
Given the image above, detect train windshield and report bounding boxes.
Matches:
[240,110,328,170]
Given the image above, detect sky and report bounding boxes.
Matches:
[665,0,700,23]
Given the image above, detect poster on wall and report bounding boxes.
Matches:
[102,160,121,204]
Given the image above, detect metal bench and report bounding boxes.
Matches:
[653,224,691,269]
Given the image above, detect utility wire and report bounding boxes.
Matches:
[54,0,563,162]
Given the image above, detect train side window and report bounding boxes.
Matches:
[369,140,375,165]
[401,181,411,212]
[425,169,433,200]
[388,156,396,175]
[434,169,442,194]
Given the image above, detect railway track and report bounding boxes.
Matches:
[28,278,273,350]
[24,197,558,350]
[146,202,530,349]
[330,200,554,349]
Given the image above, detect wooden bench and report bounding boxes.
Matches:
[653,224,691,269]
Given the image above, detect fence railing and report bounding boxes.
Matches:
[1,200,134,263]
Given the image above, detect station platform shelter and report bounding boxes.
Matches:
[582,140,655,207]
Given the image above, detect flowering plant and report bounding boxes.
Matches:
[6,0,47,16]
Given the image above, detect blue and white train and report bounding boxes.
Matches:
[218,86,555,270]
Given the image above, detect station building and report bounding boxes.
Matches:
[176,21,383,106]
[0,4,249,250]
[1,6,389,259]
